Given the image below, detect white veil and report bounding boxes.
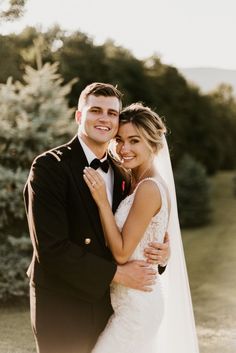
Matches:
[155,136,199,353]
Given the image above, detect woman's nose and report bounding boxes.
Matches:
[120,143,130,152]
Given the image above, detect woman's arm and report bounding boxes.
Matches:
[83,167,161,264]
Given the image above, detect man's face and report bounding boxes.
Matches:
[76,95,120,150]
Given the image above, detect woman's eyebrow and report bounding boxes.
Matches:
[128,135,140,139]
[116,134,140,139]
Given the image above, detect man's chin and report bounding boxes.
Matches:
[93,134,113,145]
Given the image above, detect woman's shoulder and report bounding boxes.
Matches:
[135,177,163,193]
[134,176,170,205]
[132,177,170,218]
[133,178,162,202]
[128,178,162,217]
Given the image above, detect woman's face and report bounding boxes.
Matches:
[115,122,153,169]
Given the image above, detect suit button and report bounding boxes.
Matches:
[84,238,91,245]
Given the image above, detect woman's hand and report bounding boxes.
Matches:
[83,167,109,207]
[144,232,170,266]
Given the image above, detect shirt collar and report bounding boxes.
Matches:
[78,135,107,164]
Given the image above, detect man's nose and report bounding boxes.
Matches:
[98,112,109,120]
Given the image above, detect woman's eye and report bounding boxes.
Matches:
[130,139,139,144]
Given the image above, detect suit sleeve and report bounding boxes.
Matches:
[24,155,116,302]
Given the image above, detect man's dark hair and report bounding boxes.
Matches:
[78,82,123,110]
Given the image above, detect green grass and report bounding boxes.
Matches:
[182,171,236,353]
[0,171,235,353]
[0,305,35,353]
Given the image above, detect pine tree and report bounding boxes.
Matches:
[175,154,212,228]
[0,62,76,170]
[0,62,76,301]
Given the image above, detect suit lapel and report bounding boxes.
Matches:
[67,136,105,245]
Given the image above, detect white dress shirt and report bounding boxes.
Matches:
[78,136,114,206]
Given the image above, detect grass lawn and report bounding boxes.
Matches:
[0,171,235,353]
[183,171,236,353]
[0,304,35,353]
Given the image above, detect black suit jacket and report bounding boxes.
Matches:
[24,136,129,303]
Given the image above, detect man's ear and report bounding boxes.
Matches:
[75,110,82,124]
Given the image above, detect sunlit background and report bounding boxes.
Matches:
[2,0,236,69]
[0,1,236,353]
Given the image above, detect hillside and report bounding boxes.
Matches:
[179,67,236,94]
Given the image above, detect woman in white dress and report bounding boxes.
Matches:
[83,103,199,353]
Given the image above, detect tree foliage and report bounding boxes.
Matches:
[0,34,23,82]
[0,62,75,300]
[0,62,76,169]
[0,0,27,22]
[0,234,31,301]
[1,26,236,300]
[0,26,236,175]
[209,84,236,170]
[175,154,212,228]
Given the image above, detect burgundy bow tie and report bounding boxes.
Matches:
[90,158,109,173]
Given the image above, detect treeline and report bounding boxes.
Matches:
[0,26,235,301]
[1,26,236,174]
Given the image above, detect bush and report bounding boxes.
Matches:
[0,235,32,302]
[175,154,212,227]
[233,175,236,197]
[0,166,27,230]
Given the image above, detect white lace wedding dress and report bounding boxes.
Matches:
[92,178,169,353]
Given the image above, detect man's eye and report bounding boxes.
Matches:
[91,108,100,113]
[109,112,118,117]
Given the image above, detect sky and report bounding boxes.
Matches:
[1,0,236,70]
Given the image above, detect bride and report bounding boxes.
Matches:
[83,102,199,353]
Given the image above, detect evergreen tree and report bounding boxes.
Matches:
[0,62,75,301]
[175,154,212,227]
[0,62,76,170]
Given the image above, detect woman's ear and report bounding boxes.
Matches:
[151,143,158,154]
[75,110,82,124]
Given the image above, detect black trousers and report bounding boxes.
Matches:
[30,285,112,353]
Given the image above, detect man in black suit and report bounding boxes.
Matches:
[24,82,169,353]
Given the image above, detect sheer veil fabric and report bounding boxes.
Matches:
[155,136,199,353]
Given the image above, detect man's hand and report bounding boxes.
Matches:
[144,232,170,266]
[113,260,157,292]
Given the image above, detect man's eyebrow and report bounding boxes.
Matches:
[108,108,119,114]
[89,106,101,109]
[89,106,119,114]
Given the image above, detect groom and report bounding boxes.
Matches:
[24,82,169,353]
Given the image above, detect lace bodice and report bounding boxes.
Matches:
[115,177,169,264]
